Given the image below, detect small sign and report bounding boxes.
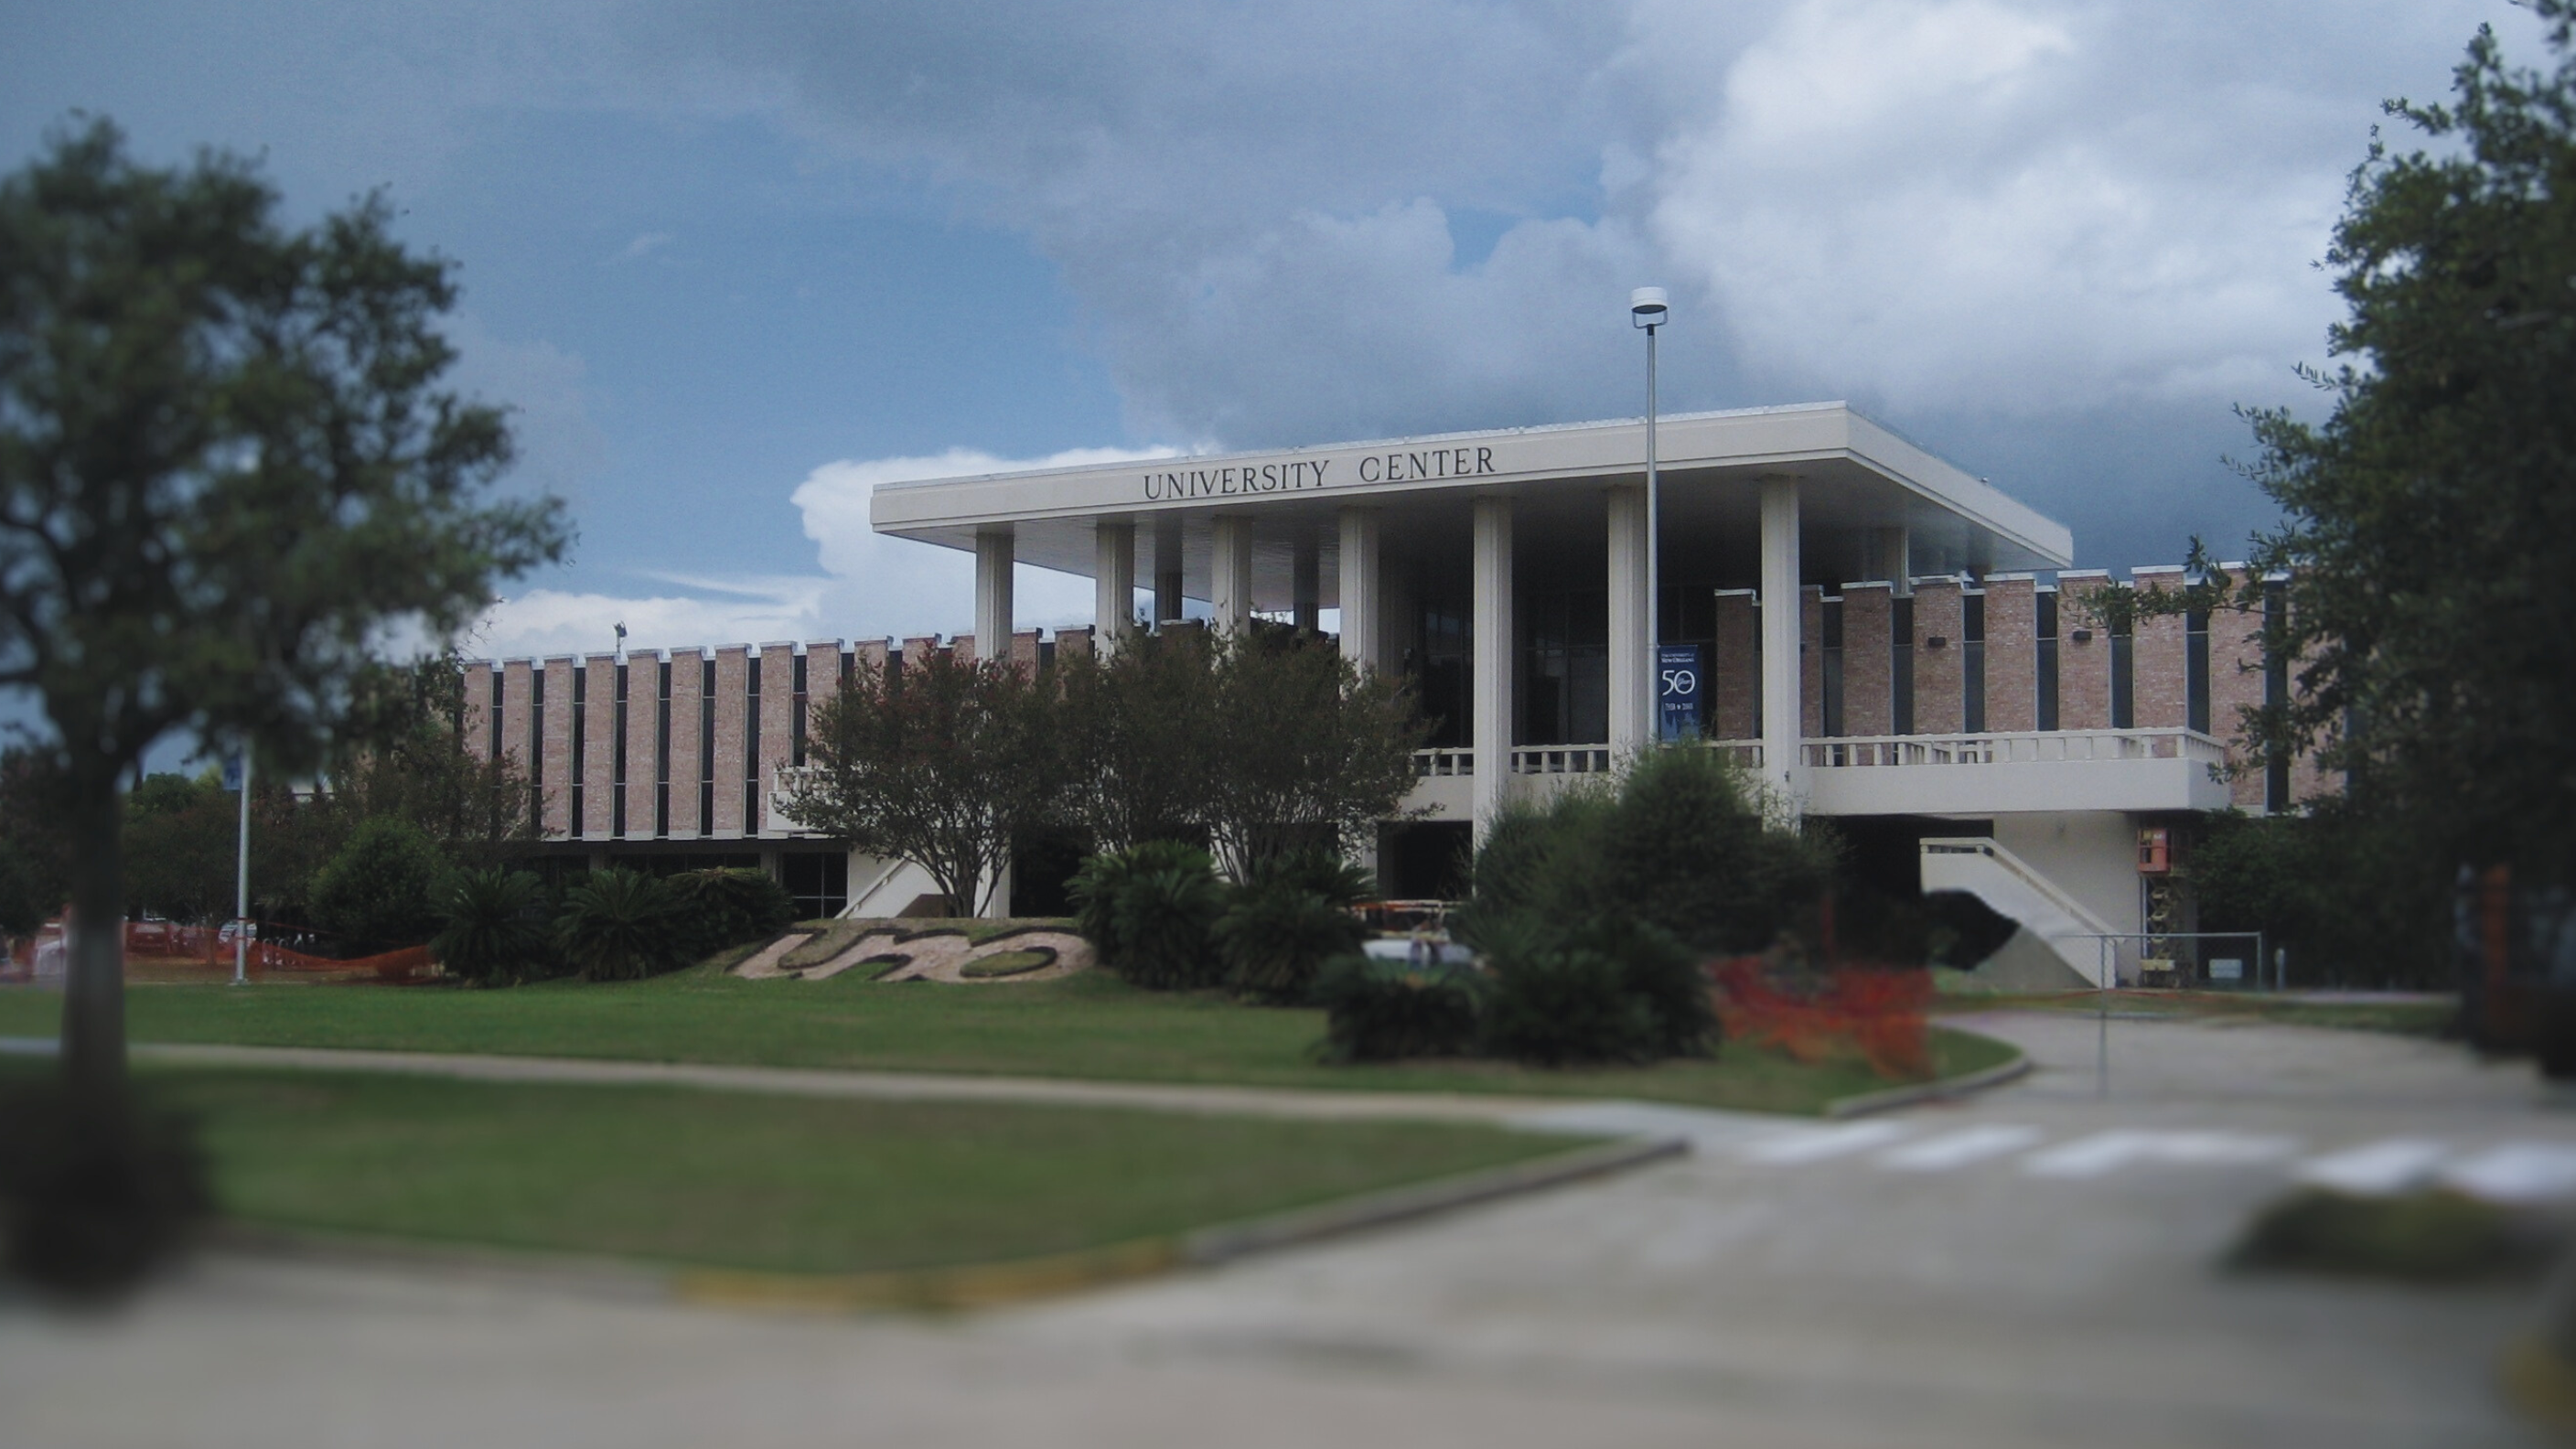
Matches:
[1658,643,1705,742]
[220,753,245,792]
[2209,957,2244,981]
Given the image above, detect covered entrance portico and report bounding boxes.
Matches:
[871,402,2075,837]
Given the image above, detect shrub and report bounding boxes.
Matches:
[1466,748,1835,960]
[1068,841,1226,990]
[1313,956,1483,1062]
[555,868,687,981]
[667,866,797,961]
[0,1084,209,1299]
[307,816,448,954]
[1476,914,1713,1067]
[1213,875,1368,1004]
[430,868,553,985]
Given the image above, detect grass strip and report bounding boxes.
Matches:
[0,968,2016,1115]
[100,1064,1563,1276]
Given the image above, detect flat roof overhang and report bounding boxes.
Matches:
[869,403,2073,601]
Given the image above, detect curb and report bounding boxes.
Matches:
[206,1133,1685,1315]
[1824,1050,2032,1120]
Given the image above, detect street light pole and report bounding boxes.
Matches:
[231,750,251,987]
[1631,287,1669,741]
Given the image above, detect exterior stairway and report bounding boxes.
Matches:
[1918,837,2119,988]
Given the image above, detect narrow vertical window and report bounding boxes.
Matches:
[1962,592,1987,733]
[1891,596,1916,735]
[655,660,672,838]
[2035,590,2060,732]
[699,656,716,837]
[1820,597,1845,738]
[612,663,628,839]
[791,650,810,767]
[489,671,504,760]
[2109,598,2135,730]
[2263,582,2290,810]
[529,669,546,829]
[2185,606,2211,735]
[744,656,762,834]
[570,668,586,838]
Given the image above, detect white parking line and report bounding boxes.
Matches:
[2439,1143,2576,1204]
[2020,1130,2299,1180]
[1875,1124,2045,1172]
[2293,1140,2450,1196]
[1739,1121,1912,1165]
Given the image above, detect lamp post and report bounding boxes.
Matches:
[1631,286,1669,739]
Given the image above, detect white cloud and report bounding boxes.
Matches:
[471,444,1176,658]
[1647,0,2351,414]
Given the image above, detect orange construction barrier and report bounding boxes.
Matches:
[1709,956,1933,1080]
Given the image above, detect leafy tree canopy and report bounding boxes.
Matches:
[2235,3,2576,876]
[0,117,568,1093]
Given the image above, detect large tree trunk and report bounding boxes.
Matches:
[59,774,126,1101]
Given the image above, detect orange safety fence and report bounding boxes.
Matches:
[1708,956,1934,1080]
[7,921,436,984]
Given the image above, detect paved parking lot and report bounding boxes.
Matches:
[1,1011,2562,1447]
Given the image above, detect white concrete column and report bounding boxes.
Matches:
[1210,515,1254,637]
[1094,520,1135,658]
[1292,528,1320,635]
[974,527,1014,667]
[1336,507,1381,672]
[1873,524,1913,594]
[1472,495,1515,843]
[1605,482,1649,754]
[1760,476,1804,805]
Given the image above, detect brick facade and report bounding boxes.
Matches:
[540,657,574,835]
[582,656,617,838]
[2207,587,2270,809]
[2057,570,2113,730]
[666,651,703,837]
[1712,590,1758,740]
[2130,565,2188,729]
[624,656,661,838]
[460,660,495,759]
[1841,582,1893,736]
[1910,577,1964,735]
[1983,574,2038,733]
[711,646,750,835]
[757,643,798,834]
[466,561,2335,843]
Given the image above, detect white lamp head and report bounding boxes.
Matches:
[1629,285,1669,327]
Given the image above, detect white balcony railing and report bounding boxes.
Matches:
[1510,746,1613,776]
[1800,728,2227,771]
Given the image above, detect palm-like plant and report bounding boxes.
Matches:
[555,869,684,982]
[430,867,549,985]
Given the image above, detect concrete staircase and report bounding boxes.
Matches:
[1919,837,2118,988]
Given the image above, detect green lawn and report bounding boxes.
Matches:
[0,965,2016,1114]
[80,1064,1566,1275]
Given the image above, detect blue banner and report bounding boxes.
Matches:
[1658,643,1705,742]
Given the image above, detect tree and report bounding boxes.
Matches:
[0,120,567,1100]
[783,649,1058,917]
[122,770,234,924]
[1195,628,1426,879]
[1053,631,1217,853]
[2233,4,2576,881]
[306,815,447,955]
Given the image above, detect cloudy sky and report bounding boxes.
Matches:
[4,0,2534,664]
